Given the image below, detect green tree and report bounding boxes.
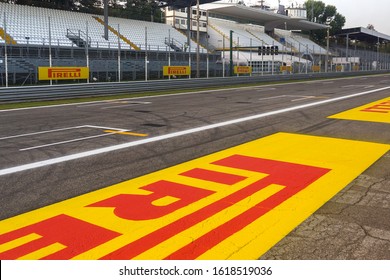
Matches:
[78,0,100,14]
[121,0,163,22]
[1,0,164,21]
[305,0,345,44]
[3,0,78,10]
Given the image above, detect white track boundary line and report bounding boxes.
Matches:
[1,74,389,113]
[1,86,390,176]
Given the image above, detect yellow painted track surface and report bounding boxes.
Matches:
[329,97,390,124]
[0,133,388,260]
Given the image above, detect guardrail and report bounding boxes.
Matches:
[0,71,388,103]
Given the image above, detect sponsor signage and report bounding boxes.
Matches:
[312,65,321,72]
[280,66,292,72]
[38,67,89,80]
[234,66,252,74]
[163,66,191,76]
[0,133,388,260]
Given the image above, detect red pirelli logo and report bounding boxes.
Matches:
[0,155,330,260]
[38,67,89,80]
[234,66,252,74]
[360,100,390,113]
[163,66,190,76]
[2,133,387,259]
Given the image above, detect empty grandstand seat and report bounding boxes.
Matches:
[0,2,205,52]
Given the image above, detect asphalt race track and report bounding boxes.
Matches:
[0,74,390,260]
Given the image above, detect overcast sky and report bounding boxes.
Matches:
[243,0,390,35]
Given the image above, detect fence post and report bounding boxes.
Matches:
[3,13,9,87]
[118,24,121,82]
[48,16,52,85]
[145,26,148,81]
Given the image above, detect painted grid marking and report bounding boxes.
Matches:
[19,132,120,152]
[0,125,147,151]
[329,96,390,124]
[16,126,148,151]
[0,133,388,260]
[0,125,127,141]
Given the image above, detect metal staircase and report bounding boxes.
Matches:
[66,29,91,48]
[165,37,183,52]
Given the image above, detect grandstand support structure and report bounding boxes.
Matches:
[93,16,141,51]
[0,28,17,46]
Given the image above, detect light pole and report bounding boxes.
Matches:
[196,0,200,78]
[230,30,234,76]
[325,27,329,72]
[104,0,108,40]
[377,36,380,70]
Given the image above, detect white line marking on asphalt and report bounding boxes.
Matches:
[19,133,119,151]
[341,85,373,88]
[0,125,128,141]
[85,125,128,131]
[258,95,287,101]
[78,101,151,108]
[0,126,86,141]
[1,86,390,176]
[258,95,322,102]
[2,74,389,113]
[101,103,150,110]
[256,88,276,92]
[291,96,318,102]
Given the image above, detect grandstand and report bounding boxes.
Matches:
[1,1,388,86]
[208,18,284,50]
[0,2,206,52]
[274,29,327,55]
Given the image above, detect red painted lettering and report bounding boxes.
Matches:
[0,215,120,260]
[100,156,330,260]
[180,168,247,185]
[361,101,390,113]
[88,180,214,221]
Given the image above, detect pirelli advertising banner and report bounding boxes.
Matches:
[38,67,90,80]
[234,66,252,74]
[163,66,191,76]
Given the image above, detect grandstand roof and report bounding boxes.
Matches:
[159,0,219,9]
[336,27,390,44]
[200,3,328,32]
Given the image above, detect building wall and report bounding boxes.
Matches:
[165,6,208,33]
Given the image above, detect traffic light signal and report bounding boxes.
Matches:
[258,46,279,56]
[274,46,279,55]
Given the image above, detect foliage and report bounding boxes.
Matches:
[305,0,346,44]
[0,0,163,22]
[113,0,163,22]
[1,1,77,9]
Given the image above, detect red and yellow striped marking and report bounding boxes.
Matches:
[329,97,390,124]
[0,133,388,260]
